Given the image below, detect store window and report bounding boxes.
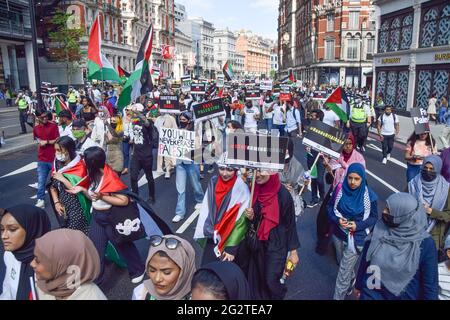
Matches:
[376,69,409,111]
[416,67,450,109]
[379,11,413,52]
[420,3,450,47]
[347,38,358,60]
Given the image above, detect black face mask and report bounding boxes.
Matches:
[180,121,189,128]
[421,169,437,182]
[110,123,117,129]
[382,214,400,228]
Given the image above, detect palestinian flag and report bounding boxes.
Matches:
[324,87,350,122]
[54,96,76,119]
[117,24,154,111]
[118,65,130,84]
[87,16,121,82]
[194,176,250,257]
[95,164,128,194]
[280,69,295,84]
[218,87,224,98]
[223,61,234,81]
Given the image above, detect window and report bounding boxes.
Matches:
[415,67,450,109]
[349,11,360,29]
[379,12,413,52]
[347,38,358,59]
[367,38,375,54]
[325,39,335,60]
[420,3,450,47]
[327,14,334,32]
[376,69,409,111]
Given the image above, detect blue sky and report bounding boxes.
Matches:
[177,0,278,40]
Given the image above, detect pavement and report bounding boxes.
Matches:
[0,130,413,300]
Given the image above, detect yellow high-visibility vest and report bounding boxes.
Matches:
[351,105,366,123]
[18,98,27,110]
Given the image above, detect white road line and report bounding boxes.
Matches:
[176,209,200,234]
[366,169,400,193]
[137,171,165,187]
[366,144,407,169]
[1,162,37,178]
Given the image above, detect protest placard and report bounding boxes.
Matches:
[245,89,261,100]
[181,75,191,93]
[158,128,195,162]
[191,83,206,95]
[226,132,289,171]
[260,80,273,91]
[280,93,291,102]
[302,120,346,159]
[159,95,180,114]
[280,84,291,94]
[192,98,226,122]
[216,75,225,88]
[411,107,430,135]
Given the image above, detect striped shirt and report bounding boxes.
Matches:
[438,262,450,300]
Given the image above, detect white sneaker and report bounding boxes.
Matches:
[172,215,184,223]
[165,171,170,179]
[382,158,387,165]
[35,199,45,208]
[361,146,366,152]
[195,203,202,210]
[387,154,391,160]
[131,272,145,284]
[29,183,38,189]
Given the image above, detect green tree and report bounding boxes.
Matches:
[270,69,277,80]
[48,9,84,86]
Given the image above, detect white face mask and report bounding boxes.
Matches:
[56,152,66,162]
[225,128,232,135]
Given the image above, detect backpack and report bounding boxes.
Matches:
[380,113,397,128]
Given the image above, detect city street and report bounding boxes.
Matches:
[0,135,408,300]
[0,107,28,139]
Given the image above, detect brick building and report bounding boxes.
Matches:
[236,30,271,79]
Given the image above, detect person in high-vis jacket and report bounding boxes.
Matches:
[347,97,371,152]
[16,92,32,134]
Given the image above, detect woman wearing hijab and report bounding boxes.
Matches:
[191,261,252,300]
[1,205,50,300]
[327,163,378,300]
[355,193,439,300]
[236,171,300,300]
[132,235,196,300]
[408,155,450,258]
[31,229,107,300]
[316,133,366,255]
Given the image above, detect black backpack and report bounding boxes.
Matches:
[380,112,397,127]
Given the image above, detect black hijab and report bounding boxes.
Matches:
[3,204,51,300]
[199,261,252,300]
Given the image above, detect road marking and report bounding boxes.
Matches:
[0,124,21,129]
[176,209,200,234]
[366,169,400,193]
[366,144,407,169]
[137,171,165,187]
[0,162,37,178]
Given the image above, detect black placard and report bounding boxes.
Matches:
[411,107,430,135]
[159,95,180,114]
[245,89,261,100]
[302,120,347,159]
[191,83,206,95]
[192,98,226,122]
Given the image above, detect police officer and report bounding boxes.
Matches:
[67,87,79,114]
[347,95,371,152]
[15,92,31,134]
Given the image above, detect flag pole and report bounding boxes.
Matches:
[299,152,321,195]
[249,169,257,209]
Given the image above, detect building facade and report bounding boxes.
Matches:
[213,28,236,76]
[174,2,186,24]
[0,0,34,90]
[174,27,193,79]
[236,30,271,79]
[278,0,376,88]
[373,0,450,112]
[234,52,245,80]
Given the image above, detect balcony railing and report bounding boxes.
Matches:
[0,17,32,39]
[102,3,121,17]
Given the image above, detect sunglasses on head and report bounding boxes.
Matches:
[149,235,180,250]
[218,166,235,172]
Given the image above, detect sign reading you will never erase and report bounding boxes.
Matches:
[192,98,226,122]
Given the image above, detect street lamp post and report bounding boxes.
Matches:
[359,18,366,89]
[29,0,43,109]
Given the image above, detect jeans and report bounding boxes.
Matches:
[89,209,145,285]
[122,141,130,169]
[264,118,273,132]
[406,163,421,183]
[440,126,450,149]
[273,124,285,136]
[332,235,363,300]
[37,161,52,201]
[381,134,395,158]
[175,163,204,217]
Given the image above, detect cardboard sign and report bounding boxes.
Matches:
[245,89,261,100]
[226,133,289,171]
[280,93,291,102]
[192,98,226,122]
[302,120,346,159]
[191,83,206,95]
[411,107,430,135]
[273,84,280,94]
[216,75,225,88]
[181,75,191,93]
[171,83,181,89]
[158,128,195,161]
[260,80,273,91]
[159,95,180,114]
[280,84,291,94]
